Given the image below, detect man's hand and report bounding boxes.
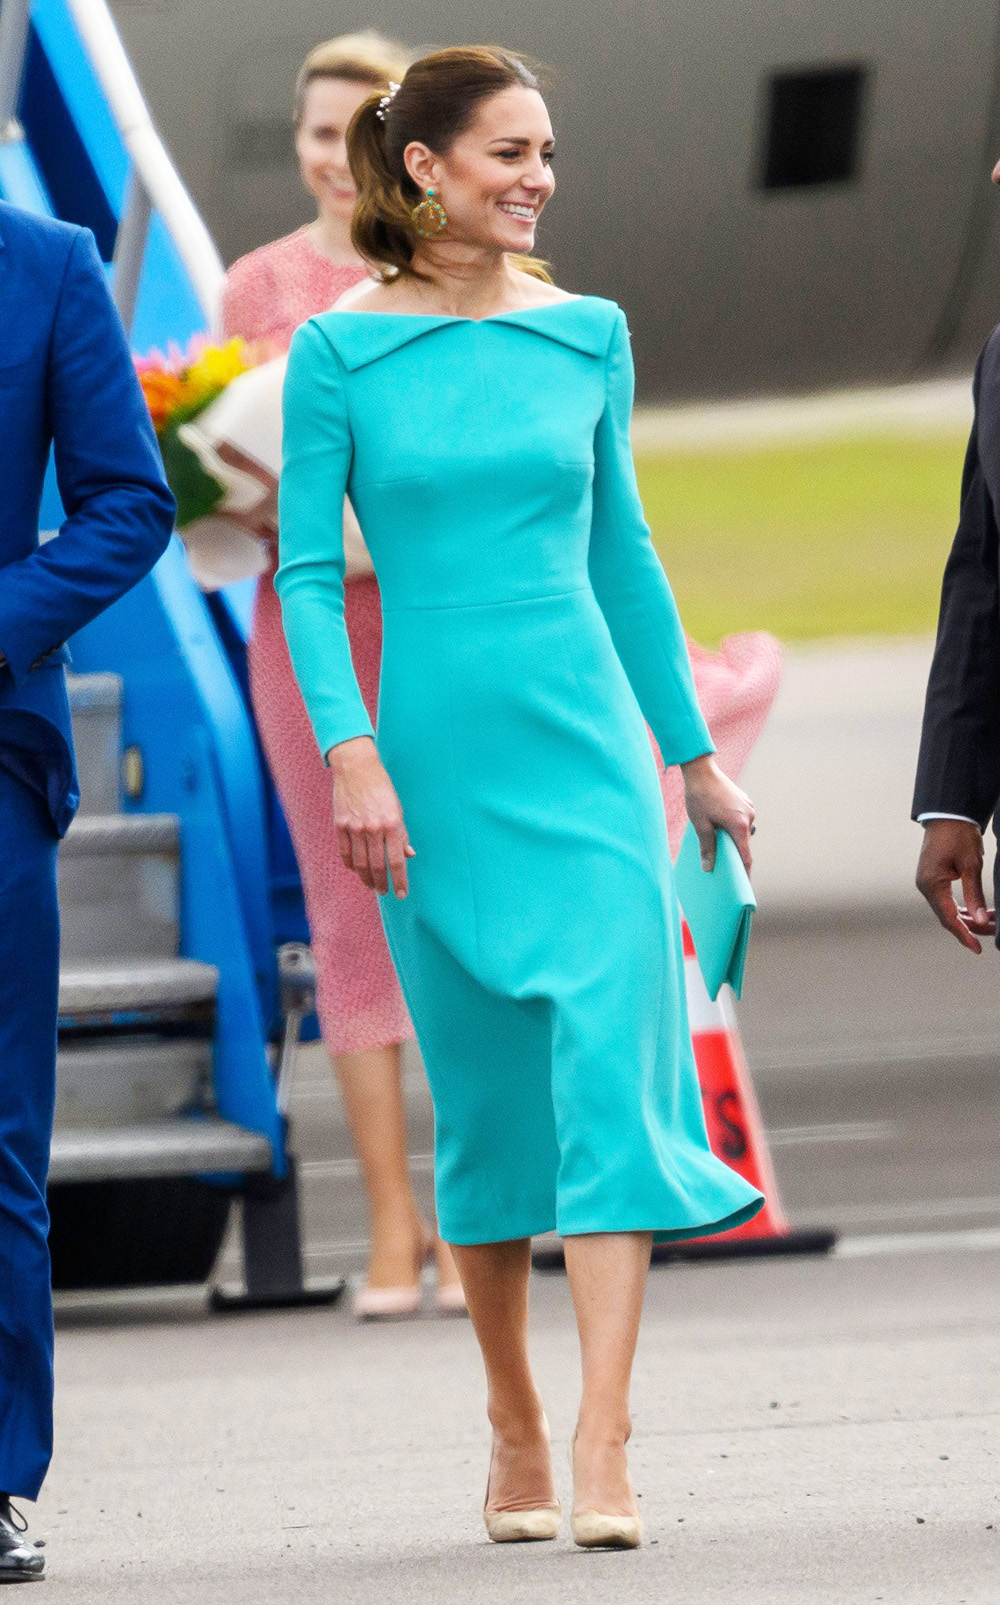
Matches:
[916,819,995,953]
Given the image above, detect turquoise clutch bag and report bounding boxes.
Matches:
[674,823,756,1001]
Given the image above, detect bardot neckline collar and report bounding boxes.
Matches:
[311,295,619,370]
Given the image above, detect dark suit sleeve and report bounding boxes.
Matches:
[912,346,1000,826]
[0,228,175,682]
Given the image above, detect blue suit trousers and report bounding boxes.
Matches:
[0,766,58,1499]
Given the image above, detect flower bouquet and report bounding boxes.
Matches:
[136,336,286,591]
[136,328,374,592]
[136,338,256,527]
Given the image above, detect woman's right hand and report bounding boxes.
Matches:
[681,753,755,874]
[327,736,415,898]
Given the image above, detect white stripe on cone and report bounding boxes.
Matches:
[683,944,789,1228]
[683,954,736,1036]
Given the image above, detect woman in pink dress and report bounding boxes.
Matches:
[221,32,466,1317]
[221,31,783,1320]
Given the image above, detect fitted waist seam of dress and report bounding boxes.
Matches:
[381,585,590,616]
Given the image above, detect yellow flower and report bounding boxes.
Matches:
[184,339,252,406]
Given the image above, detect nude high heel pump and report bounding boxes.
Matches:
[569,1435,644,1550]
[483,1427,562,1543]
[351,1281,423,1320]
[434,1280,468,1317]
[431,1236,468,1317]
[352,1229,431,1321]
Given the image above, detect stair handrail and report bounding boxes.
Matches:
[62,0,224,331]
[0,0,30,133]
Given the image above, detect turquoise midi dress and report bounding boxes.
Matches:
[276,296,764,1245]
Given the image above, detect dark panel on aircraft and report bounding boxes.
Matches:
[110,0,1000,400]
[760,65,869,190]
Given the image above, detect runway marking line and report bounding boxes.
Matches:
[835,1225,1000,1258]
[768,1121,898,1147]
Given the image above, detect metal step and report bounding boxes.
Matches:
[58,959,218,1029]
[49,1118,273,1184]
[56,1037,213,1128]
[59,813,181,963]
[66,673,122,817]
[62,815,178,854]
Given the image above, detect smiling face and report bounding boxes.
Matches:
[402,85,556,253]
[296,75,376,222]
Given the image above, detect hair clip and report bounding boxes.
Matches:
[375,82,401,122]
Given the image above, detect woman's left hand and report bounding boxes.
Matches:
[681,753,755,875]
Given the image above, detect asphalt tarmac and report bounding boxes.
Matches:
[40,1247,1000,1603]
[39,910,1000,1601]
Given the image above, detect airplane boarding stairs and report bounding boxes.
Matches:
[51,673,270,1287]
[0,0,337,1301]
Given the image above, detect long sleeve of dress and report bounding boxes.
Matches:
[275,320,375,756]
[588,310,713,768]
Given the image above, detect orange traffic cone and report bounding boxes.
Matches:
[658,922,836,1262]
[530,921,835,1275]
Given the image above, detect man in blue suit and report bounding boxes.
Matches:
[0,200,174,1577]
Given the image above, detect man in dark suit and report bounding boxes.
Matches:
[0,200,174,1576]
[913,160,1000,953]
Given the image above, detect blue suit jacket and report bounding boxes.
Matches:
[0,203,175,835]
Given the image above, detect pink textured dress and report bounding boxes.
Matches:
[221,227,413,1053]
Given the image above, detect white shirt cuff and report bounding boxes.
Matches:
[916,812,980,826]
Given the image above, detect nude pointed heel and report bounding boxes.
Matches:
[351,1282,423,1320]
[568,1436,644,1550]
[434,1280,469,1317]
[484,1506,563,1543]
[570,1509,643,1549]
[352,1228,433,1321]
[428,1235,468,1316]
[483,1428,562,1543]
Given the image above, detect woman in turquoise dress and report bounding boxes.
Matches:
[277,46,763,1550]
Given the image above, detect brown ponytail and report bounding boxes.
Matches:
[348,92,423,277]
[347,46,553,282]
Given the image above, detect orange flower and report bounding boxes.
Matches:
[139,369,186,432]
[135,337,256,433]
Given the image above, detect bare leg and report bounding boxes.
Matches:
[450,1240,558,1513]
[563,1232,652,1517]
[334,1044,462,1289]
[335,1043,422,1286]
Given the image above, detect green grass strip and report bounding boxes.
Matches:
[636,431,969,643]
